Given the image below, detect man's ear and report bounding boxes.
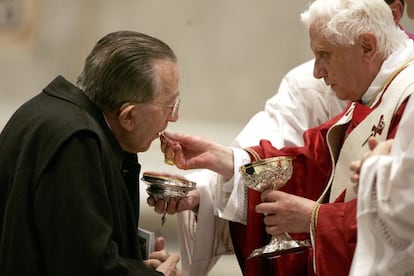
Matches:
[118,105,135,131]
[360,32,378,61]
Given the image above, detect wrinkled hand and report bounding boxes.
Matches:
[144,237,181,276]
[350,137,393,184]
[255,190,315,235]
[147,189,200,215]
[160,131,234,179]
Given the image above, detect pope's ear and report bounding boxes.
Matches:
[360,32,377,60]
[118,105,135,131]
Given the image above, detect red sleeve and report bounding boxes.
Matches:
[314,197,357,276]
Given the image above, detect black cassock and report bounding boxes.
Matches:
[0,76,163,275]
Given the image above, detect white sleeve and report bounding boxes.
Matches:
[215,148,251,224]
[350,96,414,275]
[177,169,234,276]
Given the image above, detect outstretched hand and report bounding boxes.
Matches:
[160,131,234,179]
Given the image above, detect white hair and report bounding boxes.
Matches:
[301,0,408,58]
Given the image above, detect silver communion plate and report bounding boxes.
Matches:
[141,173,197,200]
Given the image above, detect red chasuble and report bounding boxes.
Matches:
[230,99,408,276]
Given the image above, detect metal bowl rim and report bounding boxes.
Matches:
[239,156,293,173]
[142,173,197,188]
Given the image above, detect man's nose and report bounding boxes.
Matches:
[313,64,326,79]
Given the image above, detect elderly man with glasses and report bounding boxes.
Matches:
[0,31,182,276]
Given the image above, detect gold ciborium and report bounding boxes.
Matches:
[240,156,310,259]
[142,173,196,225]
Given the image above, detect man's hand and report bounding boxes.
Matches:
[147,189,200,215]
[350,137,393,184]
[144,237,181,276]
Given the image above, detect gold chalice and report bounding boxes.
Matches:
[240,156,310,259]
[142,173,196,225]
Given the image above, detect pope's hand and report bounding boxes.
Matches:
[159,131,234,179]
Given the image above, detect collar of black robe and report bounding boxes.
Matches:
[43,75,126,168]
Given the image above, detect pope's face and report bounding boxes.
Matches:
[309,25,373,102]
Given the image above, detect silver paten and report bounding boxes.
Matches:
[142,173,196,225]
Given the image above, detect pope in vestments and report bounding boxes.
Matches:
[156,0,414,275]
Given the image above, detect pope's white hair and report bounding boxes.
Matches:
[301,0,408,58]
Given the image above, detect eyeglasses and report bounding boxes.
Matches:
[151,97,181,118]
[121,97,181,118]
